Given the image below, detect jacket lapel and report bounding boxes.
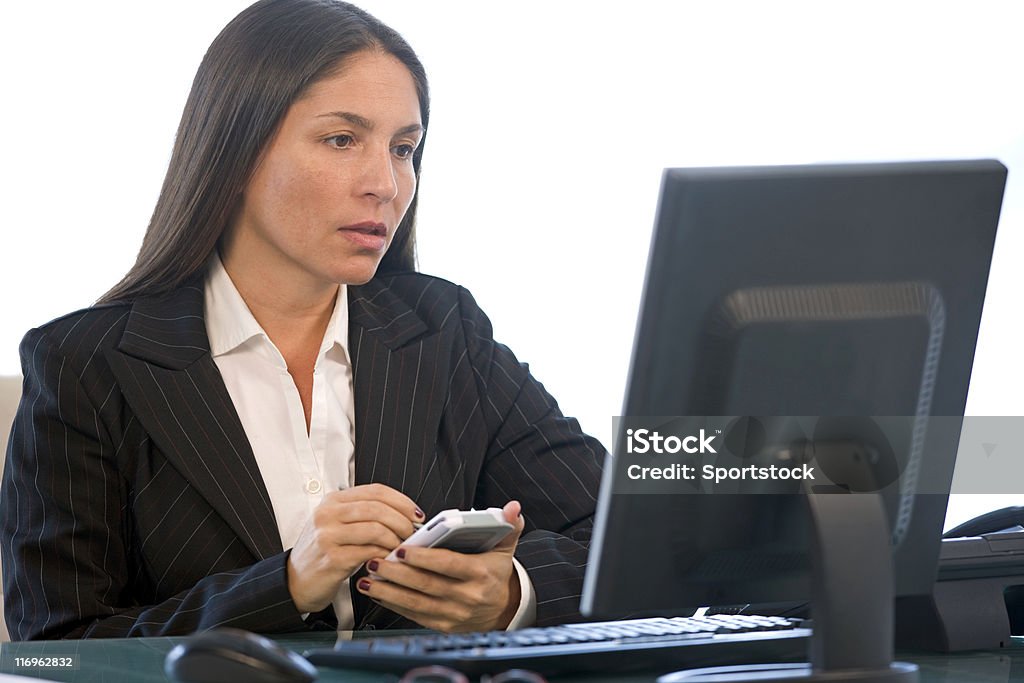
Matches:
[106,281,281,561]
[348,278,451,504]
[348,277,453,629]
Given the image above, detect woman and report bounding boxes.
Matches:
[0,0,604,640]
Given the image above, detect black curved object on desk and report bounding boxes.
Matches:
[164,628,317,683]
[944,506,1024,538]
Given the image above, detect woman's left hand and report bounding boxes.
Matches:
[356,500,526,632]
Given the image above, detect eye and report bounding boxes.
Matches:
[325,134,355,149]
[392,143,416,160]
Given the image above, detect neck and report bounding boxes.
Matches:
[219,252,339,354]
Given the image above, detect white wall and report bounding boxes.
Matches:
[2,1,1022,528]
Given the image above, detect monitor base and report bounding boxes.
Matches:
[660,490,917,683]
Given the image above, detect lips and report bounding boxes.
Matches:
[338,221,388,251]
[340,221,387,237]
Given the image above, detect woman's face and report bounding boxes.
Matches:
[226,49,423,290]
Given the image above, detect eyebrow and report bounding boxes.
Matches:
[317,111,424,137]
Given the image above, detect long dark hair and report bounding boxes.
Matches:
[99,0,429,303]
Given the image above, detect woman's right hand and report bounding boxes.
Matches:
[286,483,423,613]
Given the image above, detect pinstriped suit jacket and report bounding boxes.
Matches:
[1,272,605,640]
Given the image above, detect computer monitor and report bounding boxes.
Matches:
[580,160,1007,681]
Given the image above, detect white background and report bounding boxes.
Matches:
[2,1,1022,528]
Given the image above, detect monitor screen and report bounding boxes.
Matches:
[582,160,1007,619]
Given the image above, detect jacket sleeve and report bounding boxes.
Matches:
[0,328,312,639]
[456,287,606,626]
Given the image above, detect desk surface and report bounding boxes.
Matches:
[3,632,1024,683]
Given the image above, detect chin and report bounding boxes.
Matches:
[330,258,382,286]
[345,272,376,286]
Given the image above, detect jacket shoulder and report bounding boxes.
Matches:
[28,301,133,358]
[371,271,480,327]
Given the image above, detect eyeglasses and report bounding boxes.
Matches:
[398,664,548,683]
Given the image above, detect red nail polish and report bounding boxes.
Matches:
[357,579,371,591]
[367,560,379,572]
[415,508,425,519]
[396,548,407,560]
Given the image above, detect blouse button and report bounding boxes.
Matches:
[305,478,323,494]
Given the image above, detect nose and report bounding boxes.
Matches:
[357,146,399,204]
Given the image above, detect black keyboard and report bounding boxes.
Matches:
[304,615,811,676]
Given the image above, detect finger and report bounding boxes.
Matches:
[493,500,525,551]
[502,500,521,525]
[318,498,419,541]
[366,557,460,597]
[318,520,405,550]
[331,483,425,524]
[356,577,469,629]
[326,544,397,573]
[391,546,486,582]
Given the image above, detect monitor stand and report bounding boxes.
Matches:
[658,491,918,682]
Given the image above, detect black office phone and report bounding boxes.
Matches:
[897,506,1024,651]
[943,506,1024,539]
